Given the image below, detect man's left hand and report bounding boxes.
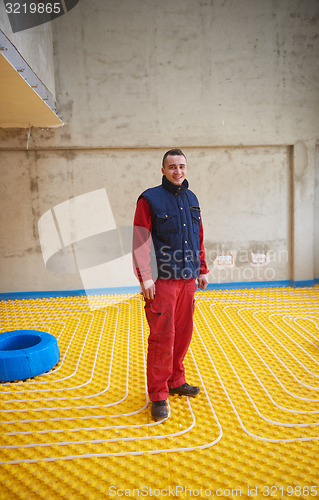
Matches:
[197,274,209,290]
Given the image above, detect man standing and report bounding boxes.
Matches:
[133,149,209,420]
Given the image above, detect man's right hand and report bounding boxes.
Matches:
[140,279,156,300]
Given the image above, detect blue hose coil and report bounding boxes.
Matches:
[0,330,60,382]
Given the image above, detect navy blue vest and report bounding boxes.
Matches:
[139,176,202,280]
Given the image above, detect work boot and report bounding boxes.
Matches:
[169,383,200,397]
[151,400,168,421]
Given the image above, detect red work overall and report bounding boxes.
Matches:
[144,278,197,401]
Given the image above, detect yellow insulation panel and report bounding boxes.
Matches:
[0,286,319,499]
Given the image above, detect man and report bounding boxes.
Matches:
[133,149,209,420]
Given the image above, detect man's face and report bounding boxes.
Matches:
[161,155,187,185]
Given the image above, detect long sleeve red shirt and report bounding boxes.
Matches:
[133,196,209,283]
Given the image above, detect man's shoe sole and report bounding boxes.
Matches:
[169,388,200,397]
[151,411,168,421]
[152,413,168,421]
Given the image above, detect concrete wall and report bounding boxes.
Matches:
[0,146,291,292]
[0,0,318,293]
[0,2,56,97]
[1,0,319,148]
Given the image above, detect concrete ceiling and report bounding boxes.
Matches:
[0,53,63,128]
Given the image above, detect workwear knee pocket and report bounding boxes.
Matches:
[146,300,174,368]
[149,300,171,332]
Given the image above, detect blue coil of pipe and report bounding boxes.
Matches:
[0,330,60,382]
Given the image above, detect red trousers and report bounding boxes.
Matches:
[144,278,197,401]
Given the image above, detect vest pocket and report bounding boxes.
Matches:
[156,214,178,235]
[190,208,201,234]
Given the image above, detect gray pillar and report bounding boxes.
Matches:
[292,141,315,285]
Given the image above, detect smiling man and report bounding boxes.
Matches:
[133,149,209,420]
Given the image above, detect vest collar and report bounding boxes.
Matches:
[162,175,189,195]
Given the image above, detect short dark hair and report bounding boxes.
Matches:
[162,148,186,167]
